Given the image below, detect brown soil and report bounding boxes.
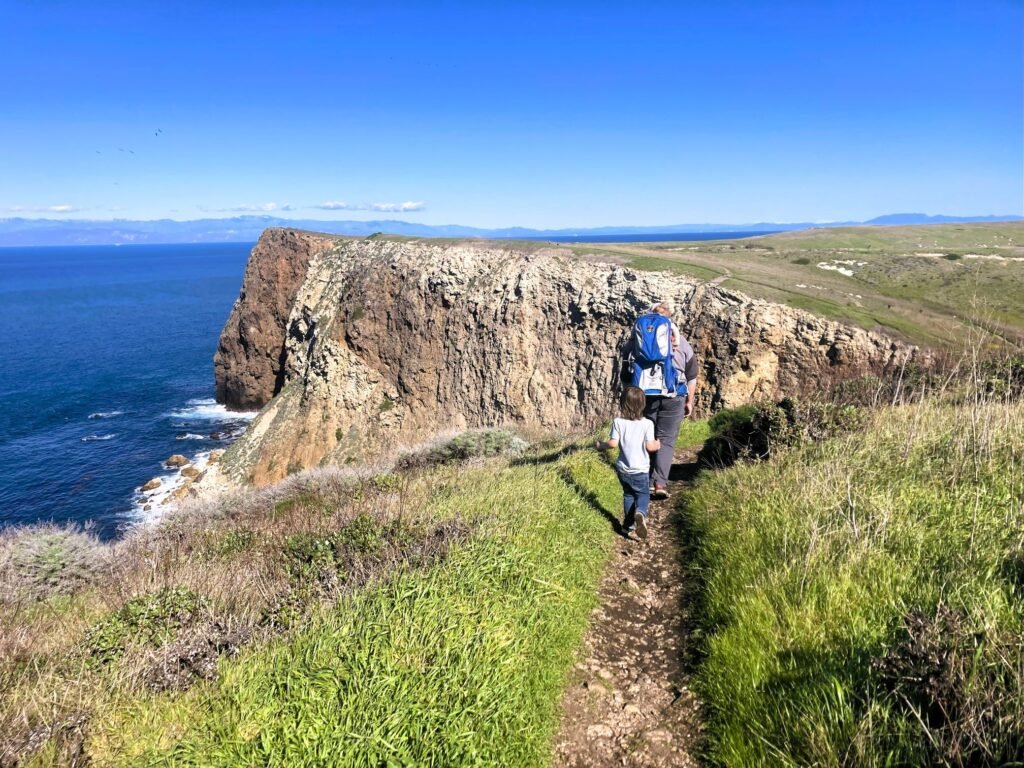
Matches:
[552,448,704,767]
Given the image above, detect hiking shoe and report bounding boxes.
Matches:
[652,484,669,500]
[635,512,649,540]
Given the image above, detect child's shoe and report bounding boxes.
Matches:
[635,512,649,539]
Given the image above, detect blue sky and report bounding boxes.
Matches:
[1,0,1021,227]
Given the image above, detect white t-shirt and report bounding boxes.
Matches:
[610,417,655,474]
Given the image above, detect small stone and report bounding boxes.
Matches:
[141,478,162,492]
[623,704,642,717]
[586,724,614,739]
[596,668,614,681]
[645,728,673,744]
[165,454,189,467]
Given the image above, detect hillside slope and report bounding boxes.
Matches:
[608,221,1024,347]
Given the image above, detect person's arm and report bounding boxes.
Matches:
[677,338,698,418]
[596,420,621,450]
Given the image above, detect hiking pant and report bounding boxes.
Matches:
[644,395,686,486]
[616,466,650,531]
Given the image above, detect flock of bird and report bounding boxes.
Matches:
[94,128,162,157]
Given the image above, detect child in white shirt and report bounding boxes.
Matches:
[596,386,661,539]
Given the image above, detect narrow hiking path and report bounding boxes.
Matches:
[553,446,704,767]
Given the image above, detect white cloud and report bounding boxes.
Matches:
[202,202,295,213]
[315,200,425,212]
[5,204,81,214]
[371,201,425,212]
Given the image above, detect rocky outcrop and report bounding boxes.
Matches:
[214,230,919,485]
[215,229,340,409]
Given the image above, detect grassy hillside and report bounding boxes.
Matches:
[683,388,1024,766]
[0,435,620,767]
[571,222,1024,348]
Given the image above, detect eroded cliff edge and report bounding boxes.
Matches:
[214,229,919,485]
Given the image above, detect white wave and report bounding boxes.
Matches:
[168,399,257,422]
[81,434,115,442]
[130,450,215,524]
[88,410,124,420]
[175,433,207,441]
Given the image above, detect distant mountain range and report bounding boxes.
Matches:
[0,213,1020,247]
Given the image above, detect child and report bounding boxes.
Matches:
[596,386,661,539]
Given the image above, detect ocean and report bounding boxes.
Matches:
[0,243,254,539]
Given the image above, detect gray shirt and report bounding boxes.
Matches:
[610,417,655,474]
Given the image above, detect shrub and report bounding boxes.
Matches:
[281,532,338,582]
[84,587,207,665]
[0,525,104,603]
[699,398,863,466]
[371,473,402,493]
[273,492,332,518]
[336,514,382,555]
[792,257,812,265]
[209,528,257,558]
[397,428,529,469]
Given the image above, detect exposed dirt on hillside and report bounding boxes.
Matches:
[553,449,704,767]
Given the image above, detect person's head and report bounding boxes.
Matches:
[649,302,672,318]
[620,386,646,420]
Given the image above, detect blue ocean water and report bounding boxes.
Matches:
[0,243,253,539]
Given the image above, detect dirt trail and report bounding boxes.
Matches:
[553,448,704,767]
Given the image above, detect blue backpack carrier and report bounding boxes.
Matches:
[631,313,679,396]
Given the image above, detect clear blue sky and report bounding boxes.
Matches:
[1,0,1021,227]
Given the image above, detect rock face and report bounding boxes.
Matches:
[214,230,920,485]
[215,229,340,410]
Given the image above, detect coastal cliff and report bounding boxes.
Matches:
[214,229,918,485]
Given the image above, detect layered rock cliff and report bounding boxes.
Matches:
[214,229,918,485]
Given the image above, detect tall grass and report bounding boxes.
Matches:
[684,392,1024,766]
[85,451,615,766]
[0,439,618,766]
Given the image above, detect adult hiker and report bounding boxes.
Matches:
[626,302,697,499]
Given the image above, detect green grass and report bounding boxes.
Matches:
[621,254,724,282]
[677,418,711,447]
[86,449,619,766]
[683,397,1024,766]
[612,222,1024,347]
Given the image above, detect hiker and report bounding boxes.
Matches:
[627,302,698,499]
[595,386,661,539]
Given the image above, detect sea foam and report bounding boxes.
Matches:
[168,398,257,422]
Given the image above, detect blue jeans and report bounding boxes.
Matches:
[616,467,650,532]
